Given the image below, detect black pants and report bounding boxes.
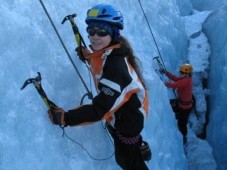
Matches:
[170,99,191,137]
[175,107,191,137]
[106,123,148,170]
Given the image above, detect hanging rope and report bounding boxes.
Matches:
[39,0,93,100]
[61,127,114,161]
[138,0,166,69]
[138,0,177,97]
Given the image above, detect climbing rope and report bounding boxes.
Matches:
[138,0,166,69]
[39,0,93,101]
[138,0,177,97]
[61,127,115,161]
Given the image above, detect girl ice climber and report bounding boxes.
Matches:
[48,3,150,170]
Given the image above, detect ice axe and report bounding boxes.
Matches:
[39,0,93,101]
[62,13,89,64]
[21,72,57,110]
[153,56,165,71]
[61,13,93,103]
[62,13,87,50]
[153,56,177,97]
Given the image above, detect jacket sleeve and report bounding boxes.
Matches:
[165,71,180,81]
[64,104,103,126]
[165,79,185,89]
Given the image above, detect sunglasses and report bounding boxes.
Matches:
[87,28,110,37]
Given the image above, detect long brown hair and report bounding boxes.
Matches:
[118,36,147,89]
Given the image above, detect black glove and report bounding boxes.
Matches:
[75,46,86,62]
[48,107,65,126]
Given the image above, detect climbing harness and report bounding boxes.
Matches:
[21,72,114,161]
[39,0,93,103]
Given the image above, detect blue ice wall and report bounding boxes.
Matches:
[203,5,227,170]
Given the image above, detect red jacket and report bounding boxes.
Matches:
[165,71,192,109]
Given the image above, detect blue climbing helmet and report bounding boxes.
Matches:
[85,4,124,30]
